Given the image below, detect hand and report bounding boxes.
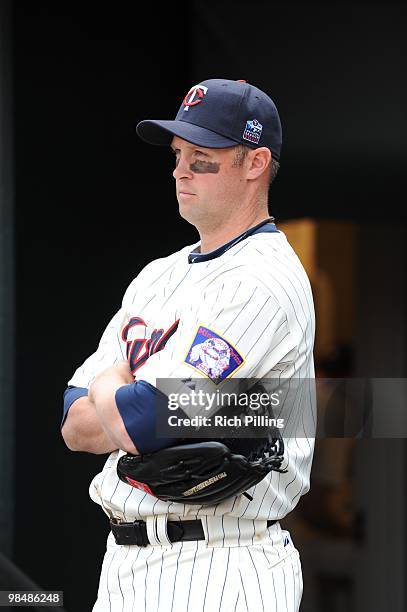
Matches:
[111,360,135,383]
[88,360,134,403]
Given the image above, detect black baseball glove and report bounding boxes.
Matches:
[117,437,286,506]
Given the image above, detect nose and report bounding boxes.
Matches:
[172,154,193,180]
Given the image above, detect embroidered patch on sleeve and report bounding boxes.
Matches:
[185,326,244,384]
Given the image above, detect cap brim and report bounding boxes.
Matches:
[136,119,239,149]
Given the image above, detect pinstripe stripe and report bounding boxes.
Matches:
[186,541,199,612]
[117,546,129,612]
[229,241,250,258]
[214,283,224,306]
[137,293,157,311]
[169,542,183,612]
[261,542,271,566]
[271,570,278,612]
[246,548,265,612]
[144,548,155,612]
[105,547,120,612]
[196,263,245,285]
[282,564,288,611]
[168,266,175,284]
[268,472,282,521]
[202,548,214,612]
[218,547,230,612]
[234,590,240,612]
[136,492,148,517]
[161,266,192,308]
[236,295,272,343]
[219,286,257,334]
[231,280,242,302]
[230,496,238,513]
[122,488,135,522]
[130,559,136,611]
[238,566,249,611]
[276,454,300,517]
[298,552,304,595]
[146,260,181,289]
[156,549,164,610]
[246,317,288,359]
[290,552,297,608]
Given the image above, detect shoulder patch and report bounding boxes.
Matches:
[185,326,244,384]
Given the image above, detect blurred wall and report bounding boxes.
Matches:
[0,0,15,558]
[279,218,357,359]
[192,0,406,221]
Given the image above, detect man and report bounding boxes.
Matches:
[62,78,315,611]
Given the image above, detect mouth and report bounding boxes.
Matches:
[178,191,196,198]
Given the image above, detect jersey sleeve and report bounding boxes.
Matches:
[135,274,297,398]
[61,386,89,426]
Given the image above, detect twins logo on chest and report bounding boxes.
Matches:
[121,316,179,373]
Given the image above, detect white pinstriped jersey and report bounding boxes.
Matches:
[68,228,316,524]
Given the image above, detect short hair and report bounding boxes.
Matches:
[232,145,280,186]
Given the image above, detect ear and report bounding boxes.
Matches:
[246,147,272,181]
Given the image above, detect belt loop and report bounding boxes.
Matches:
[146,516,159,546]
[146,516,171,546]
[156,516,172,546]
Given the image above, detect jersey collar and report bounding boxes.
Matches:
[188,217,279,264]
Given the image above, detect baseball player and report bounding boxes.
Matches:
[62,78,316,611]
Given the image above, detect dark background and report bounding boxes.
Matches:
[5,1,407,610]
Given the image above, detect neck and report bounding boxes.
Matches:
[198,207,270,254]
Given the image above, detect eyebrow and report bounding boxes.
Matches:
[170,144,209,154]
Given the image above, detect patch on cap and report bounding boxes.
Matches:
[243,118,263,145]
[185,326,244,384]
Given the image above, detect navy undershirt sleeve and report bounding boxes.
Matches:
[62,386,88,426]
[115,381,179,454]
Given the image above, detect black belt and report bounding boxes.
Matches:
[110,518,277,546]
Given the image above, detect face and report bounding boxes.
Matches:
[171,136,247,229]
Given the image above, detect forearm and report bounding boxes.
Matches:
[89,365,140,454]
[61,396,118,454]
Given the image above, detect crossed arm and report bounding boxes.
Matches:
[61,361,139,455]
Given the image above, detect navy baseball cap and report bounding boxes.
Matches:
[136,79,282,161]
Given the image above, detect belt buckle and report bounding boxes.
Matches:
[110,519,149,547]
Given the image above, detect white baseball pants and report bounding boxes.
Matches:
[92,518,303,612]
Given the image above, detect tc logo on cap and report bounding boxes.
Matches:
[183,84,208,111]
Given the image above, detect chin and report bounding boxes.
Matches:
[178,200,197,223]
[178,207,198,226]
